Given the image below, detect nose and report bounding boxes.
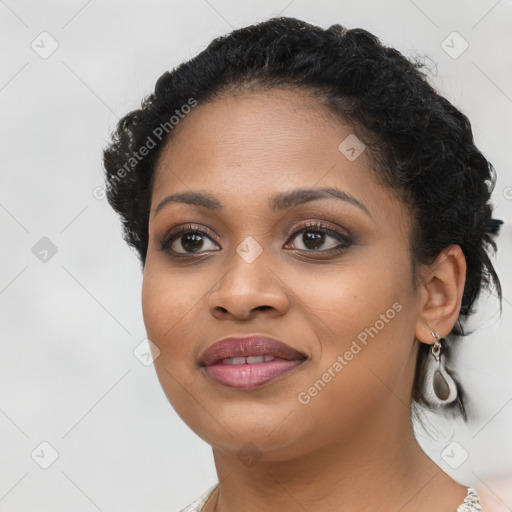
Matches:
[206,250,290,321]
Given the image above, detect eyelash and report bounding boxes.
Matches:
[159,220,353,257]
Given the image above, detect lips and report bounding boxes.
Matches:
[199,335,308,389]
[199,335,307,367]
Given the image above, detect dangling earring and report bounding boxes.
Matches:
[423,330,458,406]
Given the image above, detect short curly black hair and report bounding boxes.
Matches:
[102,16,502,418]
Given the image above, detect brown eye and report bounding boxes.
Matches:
[285,221,353,252]
[160,225,220,255]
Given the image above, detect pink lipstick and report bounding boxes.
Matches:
[199,335,307,389]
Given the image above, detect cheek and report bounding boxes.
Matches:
[142,270,172,340]
[290,255,413,373]
[284,257,400,336]
[142,264,205,336]
[141,267,204,411]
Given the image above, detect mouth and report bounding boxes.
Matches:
[199,335,307,389]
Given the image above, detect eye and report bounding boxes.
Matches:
[284,221,353,252]
[160,224,220,255]
[159,220,353,257]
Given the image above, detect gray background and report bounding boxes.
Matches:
[1,0,511,510]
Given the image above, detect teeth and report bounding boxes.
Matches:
[223,357,247,365]
[246,355,267,364]
[220,355,277,365]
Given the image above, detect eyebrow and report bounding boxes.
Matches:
[154,187,373,219]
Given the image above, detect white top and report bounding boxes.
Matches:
[178,483,482,511]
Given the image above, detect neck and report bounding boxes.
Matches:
[206,401,467,511]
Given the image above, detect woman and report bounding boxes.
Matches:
[102,16,503,511]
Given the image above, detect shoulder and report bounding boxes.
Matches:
[177,483,219,512]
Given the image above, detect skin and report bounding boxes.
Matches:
[141,88,468,511]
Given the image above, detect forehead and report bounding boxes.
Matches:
[150,89,403,228]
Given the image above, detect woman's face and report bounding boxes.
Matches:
[142,88,424,459]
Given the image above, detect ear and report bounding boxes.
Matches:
[414,244,467,344]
